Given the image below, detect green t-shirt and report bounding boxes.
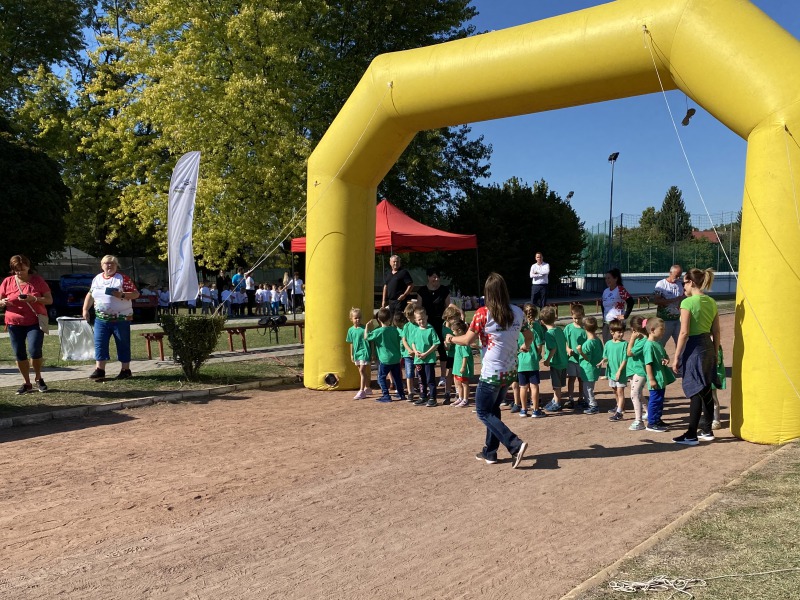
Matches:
[680,294,718,336]
[346,325,370,362]
[517,331,540,372]
[400,321,416,358]
[531,321,546,361]
[367,325,402,365]
[545,326,568,369]
[564,322,587,364]
[453,344,474,378]
[643,339,676,390]
[443,325,456,358]
[578,337,603,382]
[603,339,628,382]
[626,336,647,377]
[411,324,440,364]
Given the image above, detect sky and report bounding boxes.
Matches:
[464,0,800,229]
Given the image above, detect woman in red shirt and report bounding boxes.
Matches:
[0,255,53,394]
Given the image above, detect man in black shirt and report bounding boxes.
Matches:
[381,255,414,315]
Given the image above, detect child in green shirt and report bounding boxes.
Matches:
[345,307,371,399]
[541,306,568,412]
[367,307,406,403]
[450,320,474,407]
[642,317,676,433]
[564,303,587,409]
[601,320,629,422]
[411,306,441,407]
[577,316,604,414]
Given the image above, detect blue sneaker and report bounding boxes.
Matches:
[608,411,624,421]
[544,400,562,412]
[531,409,546,418]
[510,403,521,413]
[629,420,646,431]
[646,423,668,433]
[376,395,392,403]
[583,406,600,415]
[519,410,528,417]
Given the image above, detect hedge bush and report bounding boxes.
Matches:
[159,314,226,380]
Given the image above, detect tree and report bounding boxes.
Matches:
[447,178,584,296]
[0,0,92,109]
[0,117,69,264]
[656,186,692,242]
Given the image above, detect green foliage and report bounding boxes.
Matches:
[0,122,68,264]
[656,185,693,241]
[447,178,585,296]
[158,313,226,380]
[0,0,91,108]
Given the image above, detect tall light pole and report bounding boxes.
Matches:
[607,152,619,270]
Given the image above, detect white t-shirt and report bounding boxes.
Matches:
[245,276,256,291]
[654,278,682,320]
[469,304,525,385]
[602,285,631,323]
[90,272,137,316]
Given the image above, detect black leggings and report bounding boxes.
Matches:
[687,385,715,438]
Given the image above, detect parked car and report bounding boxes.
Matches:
[46,273,95,320]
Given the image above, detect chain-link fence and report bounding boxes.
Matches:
[579,211,740,275]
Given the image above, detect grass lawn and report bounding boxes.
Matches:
[0,321,304,368]
[0,356,304,418]
[580,442,800,600]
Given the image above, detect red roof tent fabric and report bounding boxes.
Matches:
[291,199,477,253]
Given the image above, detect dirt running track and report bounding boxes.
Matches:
[0,313,774,599]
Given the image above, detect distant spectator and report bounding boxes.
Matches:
[653,264,684,349]
[381,255,413,315]
[529,252,550,308]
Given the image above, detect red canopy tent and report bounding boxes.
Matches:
[291,198,477,253]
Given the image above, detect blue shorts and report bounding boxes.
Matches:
[566,362,581,377]
[550,368,566,389]
[518,370,540,386]
[404,356,415,379]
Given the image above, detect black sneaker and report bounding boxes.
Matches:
[16,383,33,395]
[89,368,106,380]
[115,369,132,380]
[414,397,428,406]
[442,394,452,406]
[426,398,437,407]
[674,434,699,446]
[510,403,521,413]
[697,431,715,442]
[35,378,48,393]
[562,399,575,410]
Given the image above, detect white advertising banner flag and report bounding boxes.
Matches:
[167,151,201,302]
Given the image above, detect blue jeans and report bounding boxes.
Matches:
[416,363,436,399]
[648,388,666,424]
[378,362,405,399]
[8,323,44,361]
[475,381,524,461]
[94,318,132,363]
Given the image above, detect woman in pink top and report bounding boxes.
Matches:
[0,255,53,394]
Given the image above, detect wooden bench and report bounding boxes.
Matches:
[224,319,305,353]
[140,332,166,361]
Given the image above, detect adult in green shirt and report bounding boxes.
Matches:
[671,268,721,445]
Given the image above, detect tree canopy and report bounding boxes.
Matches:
[0,118,69,264]
[11,0,491,269]
[446,178,585,297]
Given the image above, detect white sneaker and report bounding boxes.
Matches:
[363,388,372,396]
[353,390,366,400]
[437,378,446,388]
[711,420,722,430]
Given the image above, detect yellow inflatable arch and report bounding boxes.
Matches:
[304,0,800,445]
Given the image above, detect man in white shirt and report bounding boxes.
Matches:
[529,252,550,308]
[245,271,256,316]
[653,264,684,349]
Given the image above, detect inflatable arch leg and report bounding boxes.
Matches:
[304,0,800,444]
